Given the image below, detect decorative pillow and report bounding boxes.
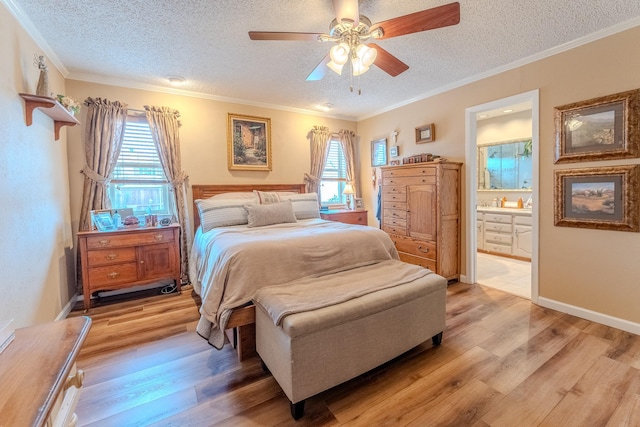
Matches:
[211,192,259,202]
[195,197,256,232]
[245,200,297,227]
[254,190,281,204]
[279,193,320,219]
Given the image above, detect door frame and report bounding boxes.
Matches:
[464,90,540,302]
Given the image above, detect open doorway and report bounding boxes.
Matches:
[465,90,539,302]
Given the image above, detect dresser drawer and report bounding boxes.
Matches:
[383,175,436,186]
[85,229,175,249]
[384,209,407,220]
[484,222,512,233]
[383,217,406,229]
[382,193,407,203]
[88,262,138,287]
[484,243,512,255]
[382,225,406,236]
[382,185,406,196]
[485,232,513,245]
[383,167,436,178]
[383,201,407,211]
[390,235,437,259]
[86,247,136,267]
[483,213,512,224]
[398,252,436,271]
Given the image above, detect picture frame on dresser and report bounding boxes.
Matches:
[554,165,640,232]
[92,211,116,231]
[554,89,640,163]
[354,197,364,210]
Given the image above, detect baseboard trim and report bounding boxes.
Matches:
[537,297,640,335]
[56,293,78,320]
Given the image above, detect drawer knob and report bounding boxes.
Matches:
[418,246,430,253]
[65,369,85,390]
[155,234,164,241]
[106,253,117,260]
[107,272,119,279]
[99,239,110,246]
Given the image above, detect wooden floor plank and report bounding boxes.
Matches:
[70,281,640,426]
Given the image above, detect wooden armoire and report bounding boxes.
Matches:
[380,161,461,281]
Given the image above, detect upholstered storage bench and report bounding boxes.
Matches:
[253,260,447,419]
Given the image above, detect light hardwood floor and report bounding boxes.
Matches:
[69,283,640,426]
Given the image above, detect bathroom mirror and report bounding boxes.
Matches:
[478,139,533,190]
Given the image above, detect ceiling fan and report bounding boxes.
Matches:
[249,1,460,83]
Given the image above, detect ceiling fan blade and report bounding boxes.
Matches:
[369,43,409,77]
[249,31,322,41]
[306,53,331,81]
[371,2,460,40]
[333,0,359,25]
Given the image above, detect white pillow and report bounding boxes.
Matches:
[211,192,259,201]
[195,197,256,232]
[245,200,297,227]
[279,193,320,219]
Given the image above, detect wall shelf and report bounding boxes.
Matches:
[19,93,80,141]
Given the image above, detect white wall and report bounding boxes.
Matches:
[0,3,75,327]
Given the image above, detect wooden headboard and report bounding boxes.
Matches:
[192,183,306,231]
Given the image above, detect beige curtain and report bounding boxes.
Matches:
[145,105,191,283]
[78,98,128,229]
[304,126,331,196]
[77,97,128,292]
[338,129,360,196]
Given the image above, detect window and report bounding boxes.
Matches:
[320,139,347,206]
[108,116,173,217]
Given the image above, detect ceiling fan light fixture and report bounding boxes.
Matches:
[327,60,344,75]
[351,58,369,76]
[330,43,350,65]
[356,44,377,67]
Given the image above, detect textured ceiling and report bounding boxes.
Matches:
[8,0,640,120]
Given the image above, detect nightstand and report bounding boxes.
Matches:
[78,224,181,310]
[320,209,368,226]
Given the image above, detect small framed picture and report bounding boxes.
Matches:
[415,123,435,143]
[390,146,399,157]
[371,138,388,167]
[354,198,364,211]
[93,212,116,232]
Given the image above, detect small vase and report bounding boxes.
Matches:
[36,70,49,97]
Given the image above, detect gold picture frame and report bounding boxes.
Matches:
[227,113,272,171]
[554,89,640,163]
[554,165,640,232]
[415,123,435,143]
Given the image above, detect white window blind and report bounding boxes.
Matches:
[320,139,347,205]
[112,120,165,183]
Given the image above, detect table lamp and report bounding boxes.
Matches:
[343,184,355,210]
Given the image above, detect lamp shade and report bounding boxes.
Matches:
[343,183,355,195]
[327,60,344,75]
[356,44,377,67]
[330,43,350,65]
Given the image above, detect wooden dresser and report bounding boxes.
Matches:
[0,316,91,426]
[320,209,368,225]
[380,162,461,281]
[78,224,181,310]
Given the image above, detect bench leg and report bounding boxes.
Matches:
[290,400,305,420]
[432,331,443,346]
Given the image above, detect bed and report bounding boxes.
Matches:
[190,184,400,360]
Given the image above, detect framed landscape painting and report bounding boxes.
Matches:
[554,89,640,163]
[554,165,640,232]
[227,113,272,171]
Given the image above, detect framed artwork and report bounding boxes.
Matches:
[354,197,364,210]
[371,138,387,167]
[389,145,399,157]
[554,165,640,232]
[415,123,435,143]
[227,113,272,171]
[554,89,640,163]
[93,212,116,232]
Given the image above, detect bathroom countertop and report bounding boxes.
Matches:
[477,206,532,215]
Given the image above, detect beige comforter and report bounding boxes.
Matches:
[189,219,399,349]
